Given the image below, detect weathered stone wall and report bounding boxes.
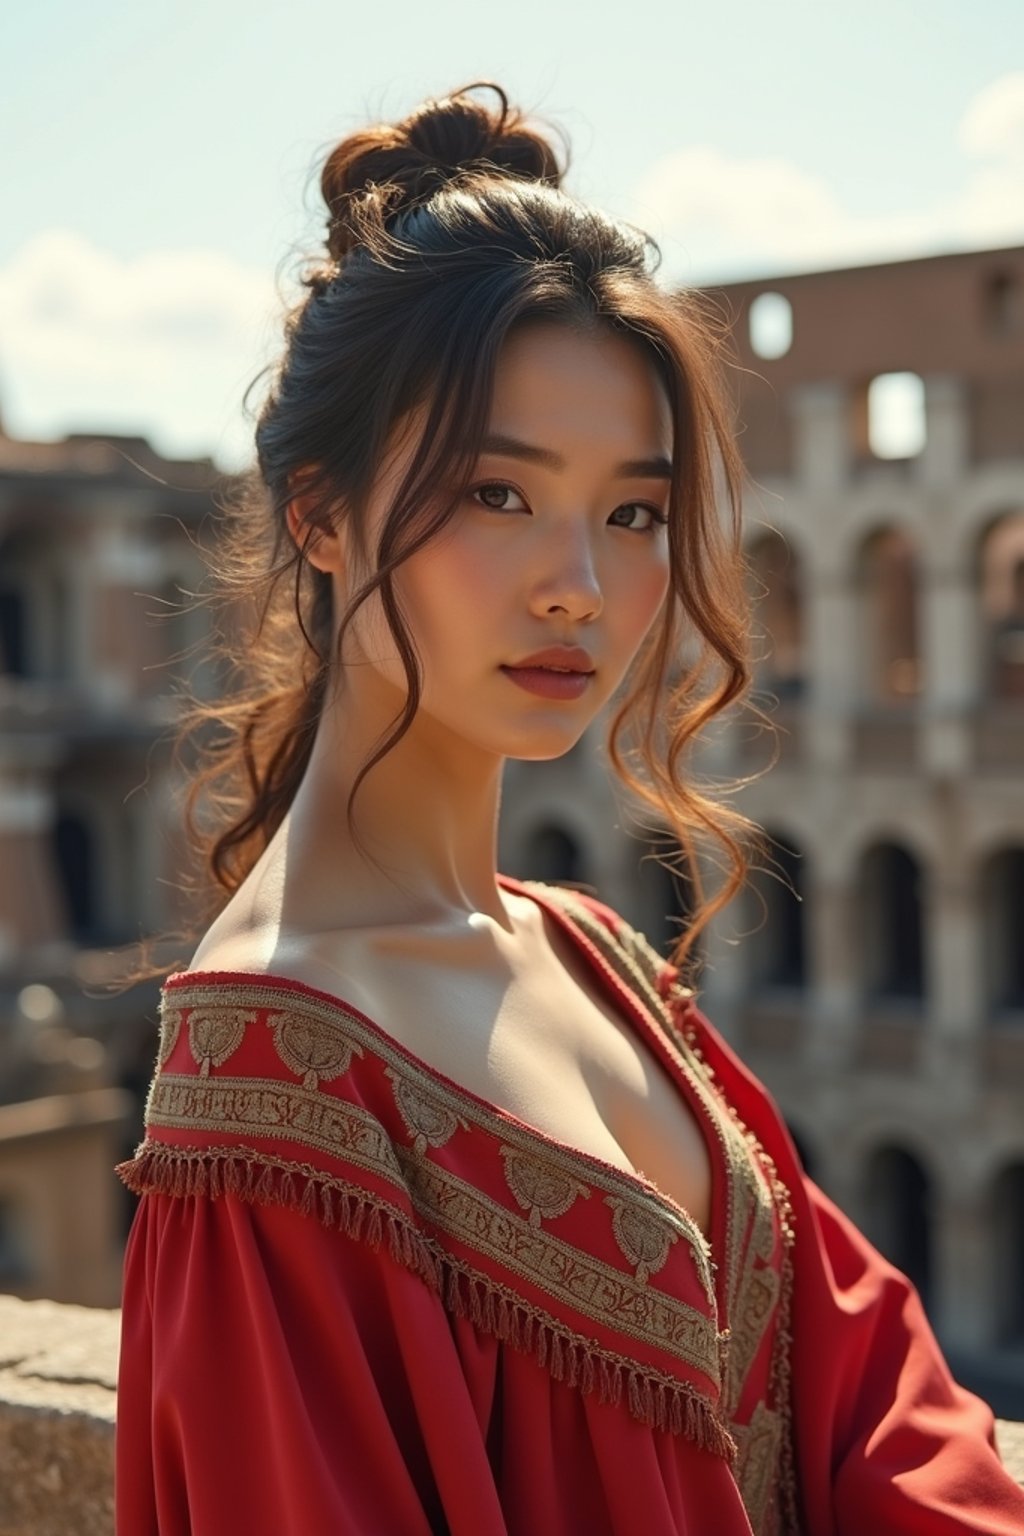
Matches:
[0,1297,116,1536]
[0,1294,1021,1535]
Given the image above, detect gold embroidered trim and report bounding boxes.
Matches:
[152,924,799,1498]
[724,1267,781,1413]
[521,883,682,1038]
[732,1399,784,1535]
[157,983,709,1302]
[142,1072,720,1382]
[386,1067,469,1155]
[267,1011,364,1091]
[530,887,801,1535]
[187,1006,254,1077]
[394,1147,720,1380]
[116,1139,737,1461]
[604,1195,679,1284]
[148,1074,406,1186]
[673,1002,801,1535]
[157,1007,182,1068]
[500,1146,590,1228]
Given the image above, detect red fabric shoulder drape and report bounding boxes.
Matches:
[688,988,1024,1533]
[114,880,1024,1534]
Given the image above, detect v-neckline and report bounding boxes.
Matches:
[164,874,728,1287]
[498,876,728,1276]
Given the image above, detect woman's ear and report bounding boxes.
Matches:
[285,471,346,575]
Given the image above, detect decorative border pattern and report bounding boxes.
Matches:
[123,882,801,1510]
[671,980,799,1536]
[143,1064,721,1383]
[526,885,799,1536]
[500,1146,590,1227]
[157,974,717,1304]
[116,1136,736,1458]
[394,1147,719,1375]
[148,1074,406,1183]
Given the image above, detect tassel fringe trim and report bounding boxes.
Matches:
[117,1141,737,1463]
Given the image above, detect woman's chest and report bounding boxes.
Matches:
[273,942,715,1240]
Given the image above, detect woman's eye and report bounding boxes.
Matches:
[472,482,528,512]
[609,503,668,533]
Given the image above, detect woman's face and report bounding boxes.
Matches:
[342,319,674,762]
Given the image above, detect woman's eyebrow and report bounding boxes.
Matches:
[479,432,672,479]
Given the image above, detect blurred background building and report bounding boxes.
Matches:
[0,432,216,1304]
[0,242,1021,1415]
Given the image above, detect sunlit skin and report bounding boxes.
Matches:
[226,320,673,952]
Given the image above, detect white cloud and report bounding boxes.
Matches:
[0,231,283,468]
[630,71,1024,285]
[2,73,1023,462]
[959,71,1024,160]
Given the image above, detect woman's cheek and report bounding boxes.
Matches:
[614,556,670,638]
[427,539,511,611]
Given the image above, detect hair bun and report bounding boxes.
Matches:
[320,82,564,261]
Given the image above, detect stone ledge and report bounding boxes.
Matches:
[0,1293,1021,1535]
[0,1296,116,1536]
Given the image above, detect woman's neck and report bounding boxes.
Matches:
[269,680,512,934]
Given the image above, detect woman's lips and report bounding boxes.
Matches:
[499,665,593,700]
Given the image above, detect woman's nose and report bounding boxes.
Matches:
[528,528,604,622]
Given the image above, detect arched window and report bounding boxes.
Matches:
[855,528,921,702]
[857,842,924,1003]
[863,1145,932,1309]
[53,809,97,940]
[992,1162,1024,1344]
[523,824,586,886]
[635,841,697,960]
[0,528,50,679]
[983,270,1023,337]
[745,531,805,699]
[0,579,28,676]
[0,1194,35,1288]
[980,846,1024,1017]
[748,292,793,361]
[748,831,806,989]
[862,372,927,460]
[978,512,1024,701]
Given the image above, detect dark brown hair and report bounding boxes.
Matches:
[121,81,772,995]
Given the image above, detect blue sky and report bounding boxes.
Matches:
[2,0,1023,467]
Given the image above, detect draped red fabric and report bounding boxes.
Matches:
[688,993,1024,1534]
[114,880,1024,1534]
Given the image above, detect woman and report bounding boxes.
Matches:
[114,83,1024,1534]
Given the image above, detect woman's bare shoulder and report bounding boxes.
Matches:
[178,907,400,1032]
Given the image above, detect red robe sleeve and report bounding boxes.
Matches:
[685,998,1024,1533]
[115,1188,510,1536]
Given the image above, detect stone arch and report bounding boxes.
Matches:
[52,807,98,940]
[746,827,807,989]
[979,845,1024,1019]
[973,509,1024,701]
[855,841,925,1003]
[633,839,697,960]
[853,524,922,703]
[991,1161,1024,1345]
[521,823,588,886]
[0,1190,35,1288]
[983,268,1024,336]
[0,526,75,681]
[955,473,1024,557]
[744,528,806,700]
[862,1143,933,1309]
